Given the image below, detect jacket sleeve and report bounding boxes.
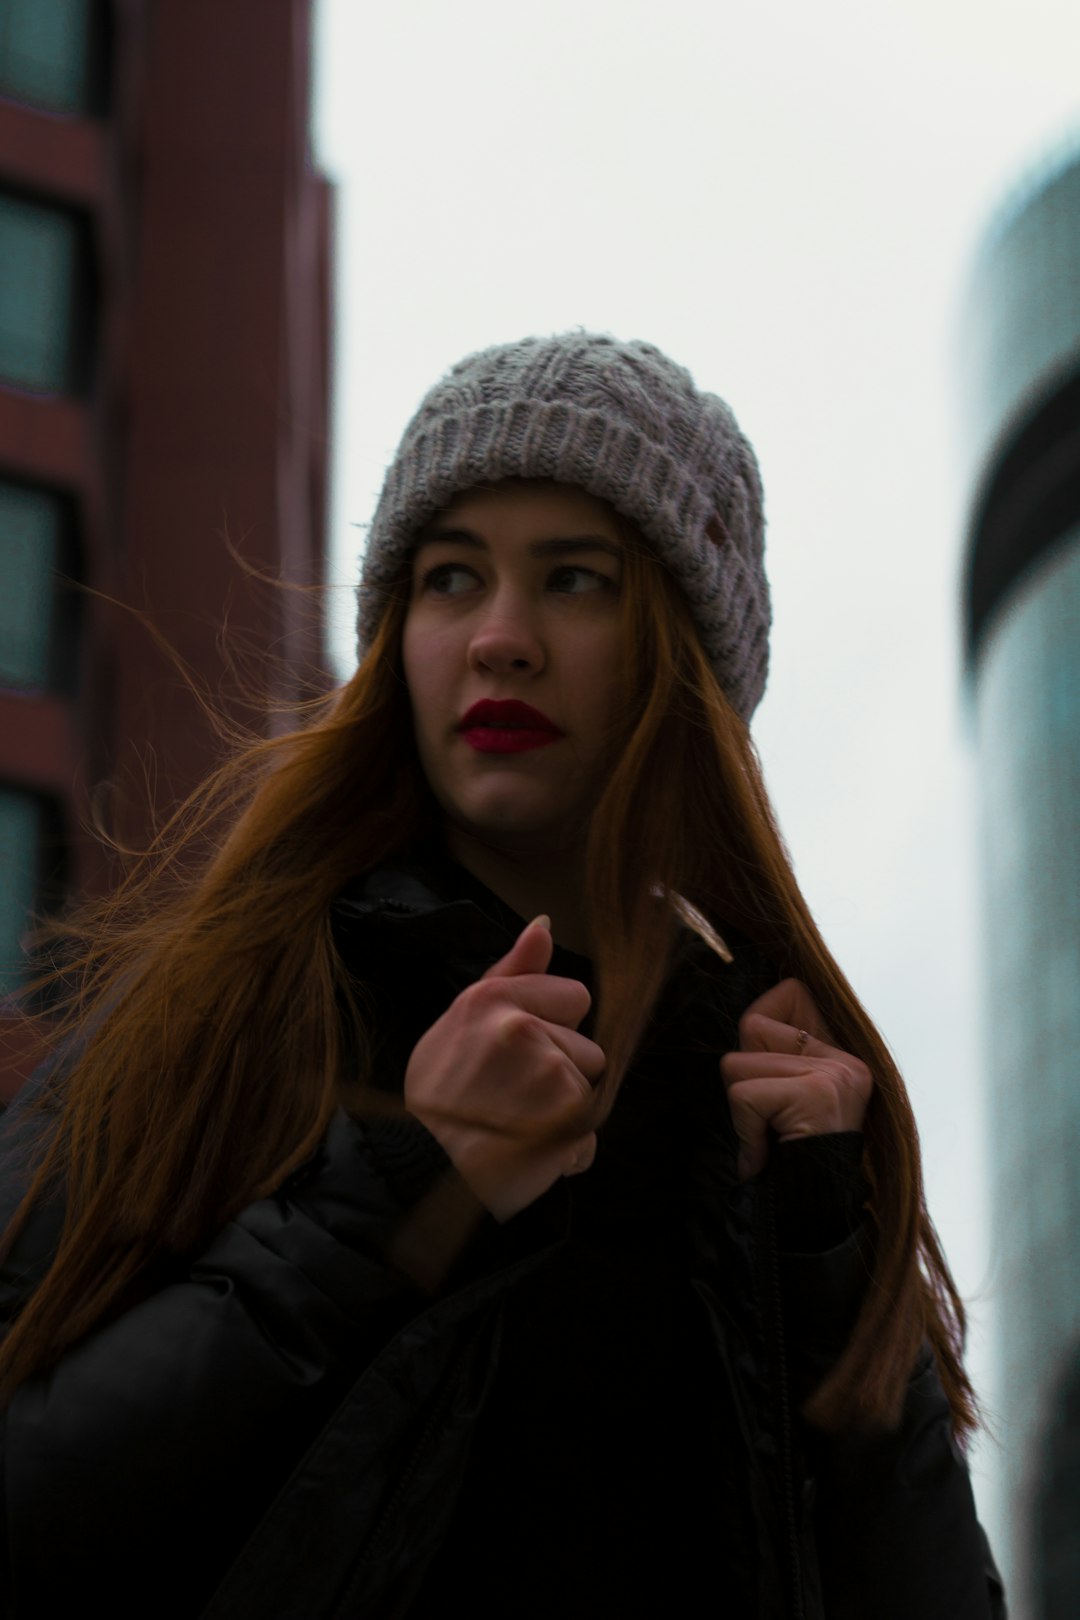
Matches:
[805,1347,1007,1620]
[0,1098,559,1620]
[769,1138,1007,1620]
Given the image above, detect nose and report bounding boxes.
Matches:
[467,589,545,676]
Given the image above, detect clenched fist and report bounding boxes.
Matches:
[720,978,873,1180]
[404,916,605,1220]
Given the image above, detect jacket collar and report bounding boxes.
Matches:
[331,833,760,1017]
[332,833,596,994]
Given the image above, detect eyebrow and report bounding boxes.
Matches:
[414,527,623,562]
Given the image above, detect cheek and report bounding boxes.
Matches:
[577,634,624,725]
[400,624,429,734]
[402,621,452,739]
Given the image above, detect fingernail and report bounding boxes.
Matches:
[528,914,551,931]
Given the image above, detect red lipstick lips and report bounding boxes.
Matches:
[459,699,564,755]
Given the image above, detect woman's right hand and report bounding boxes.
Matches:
[403,917,605,1220]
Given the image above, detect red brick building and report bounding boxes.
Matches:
[0,0,333,1095]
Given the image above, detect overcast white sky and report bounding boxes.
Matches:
[311,0,1080,1565]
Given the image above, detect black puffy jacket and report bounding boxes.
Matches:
[0,840,1005,1619]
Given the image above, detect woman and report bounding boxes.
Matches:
[0,333,1004,1618]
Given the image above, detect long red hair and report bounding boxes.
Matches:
[0,518,975,1437]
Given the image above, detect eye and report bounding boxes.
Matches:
[417,563,478,597]
[548,566,617,595]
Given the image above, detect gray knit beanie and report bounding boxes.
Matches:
[357,331,769,719]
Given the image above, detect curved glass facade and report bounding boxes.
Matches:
[963,147,1080,1617]
[963,149,1080,490]
[973,528,1080,1614]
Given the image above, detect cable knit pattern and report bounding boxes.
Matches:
[356,331,770,720]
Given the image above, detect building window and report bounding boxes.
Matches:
[0,193,89,395]
[0,0,103,118]
[0,482,65,691]
[0,789,42,999]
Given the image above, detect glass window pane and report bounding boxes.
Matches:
[0,194,79,394]
[0,482,60,690]
[0,0,93,116]
[0,790,40,998]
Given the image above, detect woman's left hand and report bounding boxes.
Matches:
[719,979,873,1181]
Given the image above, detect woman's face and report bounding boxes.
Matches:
[402,480,627,860]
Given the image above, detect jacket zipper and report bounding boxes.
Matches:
[761,1169,806,1620]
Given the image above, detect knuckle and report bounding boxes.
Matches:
[569,1065,596,1104]
[535,1044,566,1085]
[586,1045,607,1081]
[846,1058,873,1097]
[725,1079,764,1119]
[566,1132,597,1174]
[568,977,591,1012]
[498,1007,534,1046]
[738,1009,767,1045]
[802,1072,839,1110]
[819,1057,871,1099]
[463,977,503,1013]
[554,1059,590,1107]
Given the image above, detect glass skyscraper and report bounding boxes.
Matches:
[961,144,1080,1620]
